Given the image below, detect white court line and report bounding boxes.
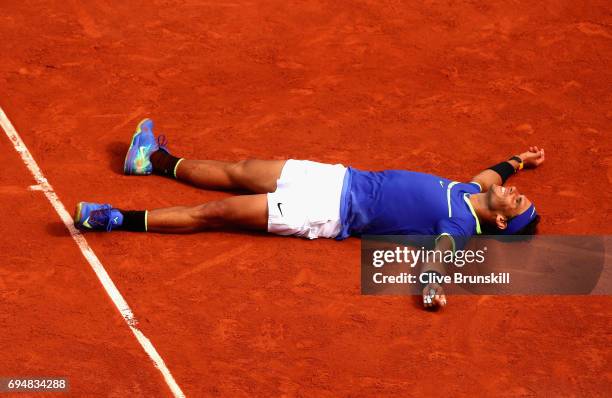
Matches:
[0,106,185,398]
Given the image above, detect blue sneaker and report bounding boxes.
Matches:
[123,118,162,175]
[74,202,123,232]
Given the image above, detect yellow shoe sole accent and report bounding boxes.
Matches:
[74,201,84,223]
[123,118,150,174]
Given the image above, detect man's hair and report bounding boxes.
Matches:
[482,215,541,237]
[514,214,540,235]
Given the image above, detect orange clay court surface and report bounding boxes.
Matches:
[0,1,611,397]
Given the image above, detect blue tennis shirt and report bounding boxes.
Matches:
[337,168,482,247]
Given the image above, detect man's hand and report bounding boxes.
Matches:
[519,146,545,168]
[471,146,545,192]
[422,283,447,308]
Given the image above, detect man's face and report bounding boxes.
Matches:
[487,184,532,219]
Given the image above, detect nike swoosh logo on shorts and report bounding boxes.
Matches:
[277,202,283,216]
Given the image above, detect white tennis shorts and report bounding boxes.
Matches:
[267,159,347,239]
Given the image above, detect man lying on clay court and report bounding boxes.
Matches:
[74,119,545,308]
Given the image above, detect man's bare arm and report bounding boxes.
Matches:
[471,146,545,192]
[420,234,454,308]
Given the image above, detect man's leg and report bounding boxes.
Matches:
[74,194,268,233]
[145,194,268,233]
[124,119,286,193]
[171,158,287,194]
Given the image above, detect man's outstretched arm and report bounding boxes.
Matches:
[471,146,545,192]
[419,234,454,308]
